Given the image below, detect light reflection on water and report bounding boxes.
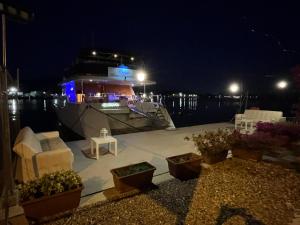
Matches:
[43,99,47,111]
[163,96,250,127]
[8,95,291,133]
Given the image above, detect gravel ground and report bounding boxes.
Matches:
[46,158,300,225]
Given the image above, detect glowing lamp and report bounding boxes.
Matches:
[114,54,118,58]
[276,80,288,89]
[137,70,146,82]
[130,57,134,61]
[229,83,239,93]
[92,51,97,56]
[9,87,18,93]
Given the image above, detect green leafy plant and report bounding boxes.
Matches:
[17,170,82,202]
[185,129,233,155]
[115,162,154,177]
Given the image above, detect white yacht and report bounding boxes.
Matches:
[54,49,175,138]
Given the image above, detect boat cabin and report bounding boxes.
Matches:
[60,49,155,104]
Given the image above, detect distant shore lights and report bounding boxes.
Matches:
[229,83,240,93]
[8,87,18,94]
[276,80,288,89]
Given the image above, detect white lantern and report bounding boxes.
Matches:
[100,128,108,138]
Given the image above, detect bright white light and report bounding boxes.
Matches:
[229,83,240,93]
[92,51,97,56]
[142,93,147,98]
[89,79,93,82]
[114,54,118,58]
[276,80,288,89]
[9,87,18,93]
[137,70,146,82]
[11,99,17,114]
[101,102,120,108]
[130,57,134,61]
[179,92,183,97]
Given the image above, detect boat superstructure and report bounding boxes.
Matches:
[54,49,175,138]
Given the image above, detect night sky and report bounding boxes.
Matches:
[5,1,300,93]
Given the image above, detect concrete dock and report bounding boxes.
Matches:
[68,122,233,205]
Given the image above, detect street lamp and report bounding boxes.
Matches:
[276,80,288,89]
[228,83,240,93]
[137,70,147,97]
[228,82,246,113]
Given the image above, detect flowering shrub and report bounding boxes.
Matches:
[185,129,233,155]
[291,65,300,121]
[256,122,300,142]
[231,131,289,150]
[17,170,82,202]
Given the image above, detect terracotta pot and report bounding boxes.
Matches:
[21,186,83,221]
[111,162,156,193]
[202,150,228,164]
[232,148,263,161]
[166,152,202,180]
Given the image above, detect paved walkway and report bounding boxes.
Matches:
[67,122,233,205]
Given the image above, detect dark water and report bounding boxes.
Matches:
[8,96,296,141]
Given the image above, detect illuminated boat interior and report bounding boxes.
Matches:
[60,49,155,105]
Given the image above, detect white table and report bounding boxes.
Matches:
[90,136,118,159]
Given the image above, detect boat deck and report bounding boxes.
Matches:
[68,122,234,206]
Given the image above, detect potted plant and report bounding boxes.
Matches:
[111,161,156,193]
[166,152,202,180]
[256,122,300,155]
[18,170,83,221]
[186,129,232,164]
[231,131,285,161]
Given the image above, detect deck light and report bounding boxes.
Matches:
[229,83,240,93]
[114,54,118,58]
[137,70,147,97]
[89,79,93,82]
[276,80,288,89]
[137,70,146,82]
[130,57,134,61]
[92,51,97,56]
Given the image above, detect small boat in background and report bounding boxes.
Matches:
[54,48,175,138]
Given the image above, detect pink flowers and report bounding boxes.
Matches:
[256,122,300,142]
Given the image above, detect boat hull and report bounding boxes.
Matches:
[54,103,173,138]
